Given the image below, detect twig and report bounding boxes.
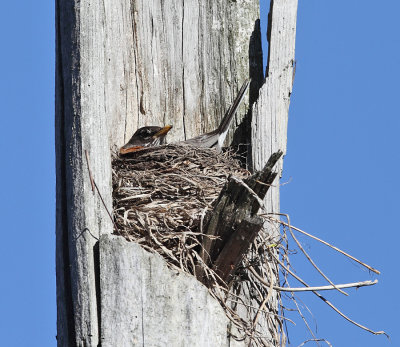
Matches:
[283,214,348,296]
[85,150,122,236]
[230,176,265,207]
[253,260,275,328]
[298,339,332,347]
[270,252,387,336]
[75,227,99,241]
[289,287,319,345]
[220,287,295,324]
[94,181,119,232]
[265,214,381,275]
[84,150,95,193]
[247,265,377,292]
[230,178,380,276]
[276,280,377,292]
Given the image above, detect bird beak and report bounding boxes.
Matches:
[153,125,172,138]
[119,125,173,155]
[119,145,144,155]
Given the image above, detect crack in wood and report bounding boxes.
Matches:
[55,0,77,344]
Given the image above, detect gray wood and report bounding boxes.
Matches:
[212,216,263,284]
[252,0,298,185]
[56,0,297,345]
[56,1,114,345]
[246,0,299,344]
[100,234,228,347]
[104,0,260,149]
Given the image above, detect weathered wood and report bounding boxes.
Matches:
[56,0,298,344]
[56,0,262,346]
[241,0,298,344]
[99,234,228,347]
[104,0,261,149]
[212,216,263,283]
[200,151,283,277]
[56,0,113,345]
[252,0,298,178]
[209,151,284,285]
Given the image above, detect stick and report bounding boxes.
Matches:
[283,213,348,296]
[84,150,95,193]
[248,265,377,292]
[265,214,381,275]
[232,179,381,276]
[85,150,127,238]
[269,252,387,336]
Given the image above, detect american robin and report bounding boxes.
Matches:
[119,125,172,154]
[180,79,250,152]
[120,80,249,154]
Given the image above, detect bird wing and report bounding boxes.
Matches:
[217,79,250,136]
[182,130,219,148]
[179,79,250,151]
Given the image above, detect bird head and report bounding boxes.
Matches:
[120,125,172,154]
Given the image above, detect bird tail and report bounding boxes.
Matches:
[217,79,250,135]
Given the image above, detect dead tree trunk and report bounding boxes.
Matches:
[55,0,297,346]
[236,1,299,344]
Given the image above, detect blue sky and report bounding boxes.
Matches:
[1,1,398,346]
[266,1,399,346]
[0,1,56,346]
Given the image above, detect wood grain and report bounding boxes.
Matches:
[56,0,298,345]
[99,234,228,347]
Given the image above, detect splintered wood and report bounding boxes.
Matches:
[112,144,249,272]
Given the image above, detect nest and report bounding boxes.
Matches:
[112,145,283,345]
[110,140,386,345]
[112,144,249,258]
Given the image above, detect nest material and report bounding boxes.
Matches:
[111,144,384,345]
[112,145,249,266]
[112,144,282,345]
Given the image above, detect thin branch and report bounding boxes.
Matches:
[298,339,333,347]
[253,260,275,327]
[94,180,118,232]
[277,280,378,292]
[288,286,319,345]
[247,265,377,292]
[219,288,296,325]
[283,214,348,296]
[230,178,380,276]
[85,150,125,238]
[230,176,265,207]
[264,214,381,275]
[84,150,95,193]
[270,252,387,336]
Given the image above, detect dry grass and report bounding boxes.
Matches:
[112,145,249,271]
[111,144,383,345]
[112,145,283,345]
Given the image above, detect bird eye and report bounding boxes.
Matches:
[140,128,151,137]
